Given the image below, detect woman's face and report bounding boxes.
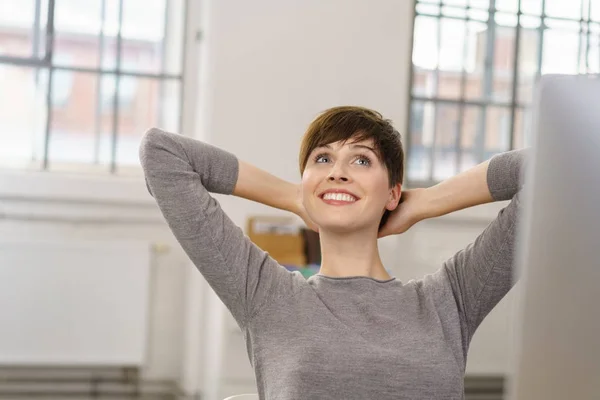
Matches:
[301,138,401,234]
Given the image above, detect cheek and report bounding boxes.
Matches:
[300,171,318,200]
[364,176,392,205]
[301,167,324,188]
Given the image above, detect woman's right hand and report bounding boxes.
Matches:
[293,184,319,233]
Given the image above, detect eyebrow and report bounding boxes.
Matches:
[319,143,377,155]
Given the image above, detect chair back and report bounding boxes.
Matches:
[223,394,259,400]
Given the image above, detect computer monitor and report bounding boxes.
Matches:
[506,74,600,399]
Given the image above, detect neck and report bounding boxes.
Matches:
[317,227,391,280]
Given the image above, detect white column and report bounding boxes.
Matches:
[177,0,205,396]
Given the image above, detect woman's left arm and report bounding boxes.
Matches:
[421,149,526,219]
[423,149,528,342]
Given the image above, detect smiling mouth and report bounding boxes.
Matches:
[320,192,358,205]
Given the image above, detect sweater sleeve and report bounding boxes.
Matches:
[442,149,528,343]
[139,128,298,327]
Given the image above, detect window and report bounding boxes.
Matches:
[0,0,187,174]
[407,0,600,185]
[100,74,138,112]
[51,55,74,108]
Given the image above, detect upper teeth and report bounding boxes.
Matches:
[322,193,357,202]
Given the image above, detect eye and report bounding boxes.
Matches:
[314,153,330,163]
[354,154,372,166]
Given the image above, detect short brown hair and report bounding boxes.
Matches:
[299,106,404,229]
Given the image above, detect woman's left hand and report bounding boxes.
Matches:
[378,188,429,238]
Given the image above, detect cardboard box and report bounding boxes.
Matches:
[246,216,306,267]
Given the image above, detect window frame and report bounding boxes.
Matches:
[0,0,188,174]
[405,0,600,187]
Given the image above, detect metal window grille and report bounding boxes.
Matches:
[406,0,600,186]
[0,0,188,173]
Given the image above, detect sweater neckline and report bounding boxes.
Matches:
[311,274,397,284]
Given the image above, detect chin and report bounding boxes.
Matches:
[306,204,379,233]
[315,217,370,234]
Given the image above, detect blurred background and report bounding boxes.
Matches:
[0,0,598,399]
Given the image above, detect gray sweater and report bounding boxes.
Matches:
[139,128,525,400]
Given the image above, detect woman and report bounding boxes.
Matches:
[139,106,525,400]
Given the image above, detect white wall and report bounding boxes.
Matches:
[0,177,188,383]
[192,1,519,399]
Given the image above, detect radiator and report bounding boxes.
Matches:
[0,239,151,367]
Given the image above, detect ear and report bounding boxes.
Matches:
[386,183,402,211]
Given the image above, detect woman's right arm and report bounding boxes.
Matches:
[139,128,301,327]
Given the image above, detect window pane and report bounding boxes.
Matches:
[464,105,491,165]
[587,33,600,73]
[412,16,439,72]
[463,20,487,100]
[53,0,103,69]
[545,0,583,19]
[513,107,534,149]
[520,15,542,29]
[542,27,580,74]
[495,12,518,27]
[443,0,468,7]
[120,0,165,75]
[412,16,439,99]
[491,18,517,102]
[517,23,542,105]
[578,29,588,73]
[468,8,489,21]
[159,79,181,133]
[0,66,47,168]
[520,0,543,15]
[98,74,117,164]
[484,106,512,158]
[412,69,437,98]
[163,0,185,76]
[416,3,441,15]
[119,0,184,76]
[438,71,462,99]
[469,0,490,9]
[593,0,600,21]
[439,18,467,99]
[545,18,580,31]
[458,106,483,172]
[433,104,460,180]
[0,0,37,58]
[439,18,466,71]
[47,71,110,170]
[463,19,518,102]
[407,101,433,182]
[441,6,467,18]
[496,0,519,13]
[115,78,181,168]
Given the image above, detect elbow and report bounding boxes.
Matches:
[138,128,166,169]
[138,128,165,198]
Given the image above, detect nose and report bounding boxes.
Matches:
[327,163,350,183]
